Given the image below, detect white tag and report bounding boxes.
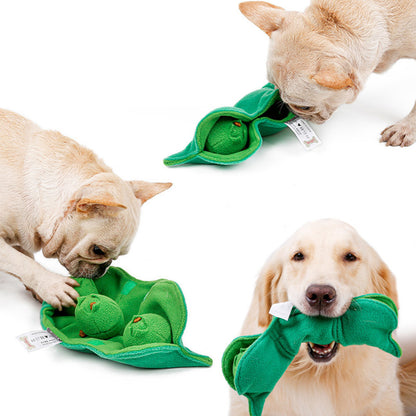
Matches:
[285,117,321,150]
[17,329,62,352]
[269,301,294,321]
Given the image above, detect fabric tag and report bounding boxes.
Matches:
[17,329,62,352]
[285,117,321,150]
[269,301,294,321]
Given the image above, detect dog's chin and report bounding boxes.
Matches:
[69,260,112,279]
[306,341,339,364]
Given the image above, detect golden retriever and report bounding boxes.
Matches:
[239,0,416,146]
[230,219,416,416]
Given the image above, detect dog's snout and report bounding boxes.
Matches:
[305,284,337,310]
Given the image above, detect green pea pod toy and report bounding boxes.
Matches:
[41,267,212,369]
[164,83,295,166]
[222,294,401,416]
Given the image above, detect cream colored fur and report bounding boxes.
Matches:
[0,109,171,310]
[230,219,416,416]
[240,0,416,146]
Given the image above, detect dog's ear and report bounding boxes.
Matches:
[76,192,127,215]
[74,175,128,215]
[128,181,172,204]
[312,65,356,90]
[370,257,399,308]
[239,1,286,36]
[256,253,282,327]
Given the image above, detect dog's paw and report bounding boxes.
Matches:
[380,119,416,147]
[24,285,43,303]
[36,275,80,311]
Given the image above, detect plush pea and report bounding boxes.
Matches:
[205,118,248,155]
[123,313,171,347]
[64,277,98,315]
[75,294,124,339]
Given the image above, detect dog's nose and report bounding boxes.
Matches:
[305,285,337,310]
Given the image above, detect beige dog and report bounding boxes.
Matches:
[230,219,416,416]
[0,109,171,310]
[239,0,416,146]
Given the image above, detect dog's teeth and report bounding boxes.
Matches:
[309,341,336,355]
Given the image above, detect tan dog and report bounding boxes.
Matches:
[230,219,416,416]
[0,109,171,310]
[239,0,416,146]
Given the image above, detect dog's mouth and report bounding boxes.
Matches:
[285,104,329,124]
[307,341,338,363]
[73,260,113,279]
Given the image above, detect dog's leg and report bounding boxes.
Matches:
[11,246,44,302]
[380,100,416,147]
[0,238,79,310]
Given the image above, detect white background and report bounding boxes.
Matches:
[1,0,415,415]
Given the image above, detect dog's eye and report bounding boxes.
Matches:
[292,105,312,112]
[91,245,106,257]
[344,252,357,262]
[292,252,305,261]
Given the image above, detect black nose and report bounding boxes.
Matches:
[305,285,337,310]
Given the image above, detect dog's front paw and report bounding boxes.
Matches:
[380,118,416,147]
[36,275,80,311]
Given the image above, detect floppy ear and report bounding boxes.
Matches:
[256,253,283,327]
[239,1,285,36]
[73,175,127,215]
[76,192,127,215]
[370,259,399,308]
[312,65,355,90]
[128,181,172,204]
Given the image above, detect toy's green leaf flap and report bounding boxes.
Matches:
[164,84,295,166]
[40,267,212,369]
[222,335,259,390]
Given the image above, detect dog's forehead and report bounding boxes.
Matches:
[288,220,361,250]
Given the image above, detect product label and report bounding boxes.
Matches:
[269,301,294,321]
[285,117,321,150]
[17,329,62,352]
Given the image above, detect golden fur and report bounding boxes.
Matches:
[230,219,416,416]
[0,109,171,310]
[239,0,416,146]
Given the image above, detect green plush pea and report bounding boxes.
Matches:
[75,294,124,339]
[64,277,98,315]
[123,313,171,347]
[205,118,248,155]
